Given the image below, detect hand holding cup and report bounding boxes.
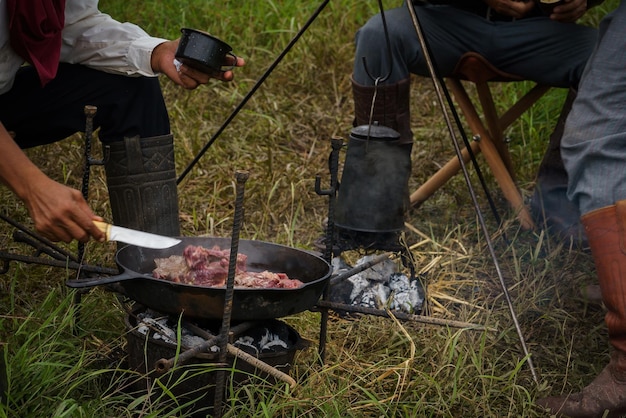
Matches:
[175,28,239,77]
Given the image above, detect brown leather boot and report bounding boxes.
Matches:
[537,201,626,417]
[351,75,413,145]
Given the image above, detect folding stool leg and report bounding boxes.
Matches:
[476,82,551,176]
[475,82,515,175]
[410,78,535,229]
[410,140,479,207]
[498,84,551,130]
[450,79,535,229]
[476,128,535,229]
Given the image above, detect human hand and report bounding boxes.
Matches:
[484,0,536,18]
[0,124,105,244]
[22,174,105,244]
[151,39,245,90]
[547,0,588,22]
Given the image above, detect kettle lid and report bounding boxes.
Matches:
[351,123,401,141]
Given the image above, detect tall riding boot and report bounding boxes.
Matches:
[537,200,626,417]
[530,88,587,248]
[104,134,180,237]
[351,75,413,145]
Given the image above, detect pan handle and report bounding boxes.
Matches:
[65,270,139,288]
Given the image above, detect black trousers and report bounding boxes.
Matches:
[0,63,170,148]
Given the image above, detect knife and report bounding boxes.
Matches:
[93,221,181,249]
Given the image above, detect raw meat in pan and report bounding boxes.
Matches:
[152,245,303,289]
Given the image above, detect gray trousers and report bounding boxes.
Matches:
[353,4,597,88]
[562,1,626,215]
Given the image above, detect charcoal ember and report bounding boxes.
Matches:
[258,329,290,352]
[327,272,369,305]
[136,310,206,348]
[326,256,353,304]
[135,310,295,355]
[327,255,425,315]
[234,326,291,355]
[331,256,351,274]
[388,273,425,314]
[327,279,354,305]
[355,255,397,281]
[354,282,390,309]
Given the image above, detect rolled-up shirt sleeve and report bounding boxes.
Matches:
[60,3,166,77]
[0,0,167,94]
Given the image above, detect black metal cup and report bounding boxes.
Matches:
[535,0,565,15]
[175,28,237,75]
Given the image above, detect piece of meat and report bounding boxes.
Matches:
[153,255,188,282]
[183,245,247,273]
[182,265,227,287]
[235,271,303,289]
[152,244,303,289]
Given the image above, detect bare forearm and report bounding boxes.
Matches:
[0,123,104,243]
[0,123,47,200]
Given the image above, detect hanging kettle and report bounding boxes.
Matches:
[334,124,412,233]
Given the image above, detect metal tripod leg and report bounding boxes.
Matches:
[405,1,539,384]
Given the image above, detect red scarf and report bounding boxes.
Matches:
[7,0,66,87]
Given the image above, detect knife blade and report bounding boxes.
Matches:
[93,221,181,249]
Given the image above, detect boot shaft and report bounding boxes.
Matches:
[582,201,626,354]
[104,134,180,237]
[351,75,413,145]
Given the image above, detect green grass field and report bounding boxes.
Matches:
[0,0,619,416]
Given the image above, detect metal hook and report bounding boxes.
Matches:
[361,0,394,83]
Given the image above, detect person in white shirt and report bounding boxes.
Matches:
[0,0,244,243]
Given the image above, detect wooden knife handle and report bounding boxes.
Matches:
[93,220,111,239]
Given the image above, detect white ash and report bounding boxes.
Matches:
[354,255,397,281]
[236,329,288,355]
[135,310,291,354]
[347,274,371,301]
[388,273,423,313]
[330,255,425,314]
[136,314,206,349]
[331,256,352,275]
[355,282,390,309]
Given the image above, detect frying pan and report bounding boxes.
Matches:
[66,237,331,320]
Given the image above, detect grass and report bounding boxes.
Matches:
[0,0,620,416]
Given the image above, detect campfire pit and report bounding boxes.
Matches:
[125,305,308,417]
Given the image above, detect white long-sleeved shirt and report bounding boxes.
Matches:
[0,0,167,95]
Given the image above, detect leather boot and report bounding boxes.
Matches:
[530,88,587,249]
[351,75,413,145]
[537,201,626,417]
[104,134,180,237]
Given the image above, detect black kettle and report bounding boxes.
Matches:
[334,124,412,233]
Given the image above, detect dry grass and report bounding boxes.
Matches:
[0,0,619,416]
